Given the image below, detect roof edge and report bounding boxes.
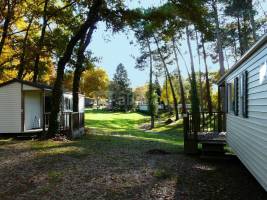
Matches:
[218,33,267,85]
[0,78,53,90]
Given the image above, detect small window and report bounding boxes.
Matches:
[228,77,239,115]
[234,77,239,116]
[64,97,72,111]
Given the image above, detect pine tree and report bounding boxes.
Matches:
[110,63,132,112]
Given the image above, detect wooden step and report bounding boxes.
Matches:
[201,142,226,156]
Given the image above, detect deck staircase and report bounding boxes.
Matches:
[183,112,226,155]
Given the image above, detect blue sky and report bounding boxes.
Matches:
[89,0,267,88]
[90,0,165,88]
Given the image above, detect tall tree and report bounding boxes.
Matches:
[211,0,225,76]
[32,0,49,82]
[47,0,104,137]
[72,26,96,112]
[185,26,200,115]
[194,30,204,111]
[201,33,213,113]
[17,16,33,79]
[154,34,179,121]
[0,0,16,56]
[172,36,187,114]
[146,38,155,128]
[110,63,132,111]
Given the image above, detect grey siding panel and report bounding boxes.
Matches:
[227,115,267,191]
[0,82,21,133]
[225,40,267,191]
[248,98,267,105]
[248,91,267,99]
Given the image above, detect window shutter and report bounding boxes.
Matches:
[243,71,248,118]
[225,84,229,113]
[234,77,239,116]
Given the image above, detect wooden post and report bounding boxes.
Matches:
[21,83,25,132]
[184,112,198,154]
[42,89,46,133]
[218,85,222,132]
[183,113,189,141]
[68,113,73,139]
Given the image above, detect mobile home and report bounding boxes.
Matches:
[218,33,267,191]
[0,79,85,137]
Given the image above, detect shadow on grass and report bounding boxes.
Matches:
[85,109,184,148]
[30,132,184,156]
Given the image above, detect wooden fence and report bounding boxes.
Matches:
[183,112,226,154]
[44,112,85,137]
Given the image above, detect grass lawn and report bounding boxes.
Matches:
[0,109,266,200]
[85,109,184,151]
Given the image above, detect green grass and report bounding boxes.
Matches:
[85,109,184,151]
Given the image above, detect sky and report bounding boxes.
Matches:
[89,0,267,88]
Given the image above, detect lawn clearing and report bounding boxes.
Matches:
[0,110,266,200]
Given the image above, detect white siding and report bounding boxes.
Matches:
[226,42,267,191]
[0,82,21,133]
[139,105,149,111]
[79,95,85,113]
[23,85,41,91]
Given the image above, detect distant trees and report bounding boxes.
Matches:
[109,64,133,112]
[133,85,148,105]
[0,0,266,136]
[82,67,109,106]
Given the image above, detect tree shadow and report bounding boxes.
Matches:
[174,155,267,199]
[0,132,183,199]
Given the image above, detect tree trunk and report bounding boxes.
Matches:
[146,38,154,129]
[47,0,103,137]
[154,35,179,121]
[248,0,257,42]
[186,26,200,134]
[224,49,230,70]
[73,26,96,112]
[194,30,204,112]
[201,34,213,113]
[33,0,49,82]
[172,37,187,114]
[164,73,169,110]
[237,16,244,55]
[176,46,191,80]
[242,10,250,53]
[233,38,238,61]
[0,0,13,56]
[17,16,33,79]
[185,26,200,114]
[212,0,225,77]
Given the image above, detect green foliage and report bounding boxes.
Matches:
[146,85,159,117]
[110,63,133,111]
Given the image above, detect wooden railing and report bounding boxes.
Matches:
[44,112,85,135]
[79,113,85,128]
[184,112,226,141]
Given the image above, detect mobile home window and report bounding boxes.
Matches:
[234,77,239,116]
[64,97,72,111]
[242,71,248,117]
[228,77,239,115]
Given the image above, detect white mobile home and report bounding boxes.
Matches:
[218,34,267,191]
[0,79,85,137]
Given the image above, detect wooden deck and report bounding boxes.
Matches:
[197,132,226,144]
[183,112,227,154]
